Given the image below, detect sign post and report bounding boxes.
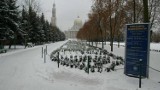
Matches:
[139,59,142,88]
[124,23,150,78]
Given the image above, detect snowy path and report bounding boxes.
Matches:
[0,41,160,90]
[0,46,42,90]
[0,41,67,90]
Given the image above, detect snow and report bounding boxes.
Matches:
[150,43,160,50]
[0,40,160,90]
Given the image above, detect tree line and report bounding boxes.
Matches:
[77,0,160,51]
[0,0,65,49]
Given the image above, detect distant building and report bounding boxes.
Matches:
[51,2,56,27]
[65,16,83,39]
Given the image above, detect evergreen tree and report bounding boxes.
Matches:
[1,0,65,46]
[21,4,51,45]
[7,0,21,48]
[20,5,29,47]
[40,13,46,43]
[28,6,41,44]
[45,20,50,42]
[0,0,8,40]
[50,26,65,42]
[0,0,21,48]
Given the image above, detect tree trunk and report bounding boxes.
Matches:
[96,42,98,47]
[101,34,104,49]
[143,0,149,23]
[110,36,114,52]
[8,40,13,49]
[133,0,136,23]
[14,34,17,49]
[118,35,120,48]
[102,40,104,49]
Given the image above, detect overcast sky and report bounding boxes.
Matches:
[38,0,92,31]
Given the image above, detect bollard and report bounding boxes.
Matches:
[46,45,47,54]
[42,47,43,58]
[44,49,46,63]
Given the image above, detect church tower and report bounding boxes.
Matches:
[51,2,56,27]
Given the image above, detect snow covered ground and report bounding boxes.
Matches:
[0,40,160,90]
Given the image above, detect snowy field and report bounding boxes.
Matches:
[0,40,160,90]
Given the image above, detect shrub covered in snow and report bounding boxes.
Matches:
[50,40,124,74]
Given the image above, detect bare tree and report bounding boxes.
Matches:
[22,0,41,13]
[148,0,160,29]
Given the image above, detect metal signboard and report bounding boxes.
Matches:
[124,23,150,78]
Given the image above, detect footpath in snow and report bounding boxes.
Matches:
[0,40,160,90]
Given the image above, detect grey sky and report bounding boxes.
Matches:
[39,0,93,31]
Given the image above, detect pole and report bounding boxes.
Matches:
[46,45,47,54]
[88,56,90,74]
[57,52,60,68]
[42,47,43,58]
[139,59,142,88]
[44,49,46,63]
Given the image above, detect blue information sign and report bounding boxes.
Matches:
[125,23,150,78]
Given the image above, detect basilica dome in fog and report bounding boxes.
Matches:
[73,16,83,28]
[65,16,83,39]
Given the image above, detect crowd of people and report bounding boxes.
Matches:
[50,40,124,73]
